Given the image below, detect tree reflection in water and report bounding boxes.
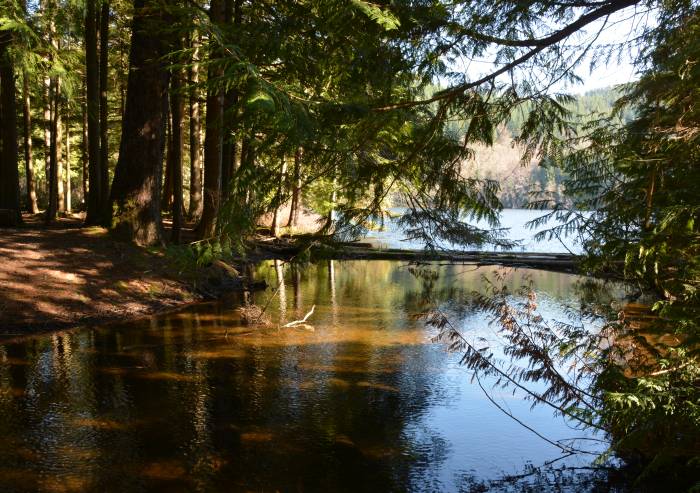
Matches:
[0,260,628,492]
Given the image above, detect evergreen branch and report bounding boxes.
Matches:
[373,0,639,112]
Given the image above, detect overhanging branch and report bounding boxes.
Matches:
[373,0,639,112]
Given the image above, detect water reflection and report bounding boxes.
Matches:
[0,261,615,492]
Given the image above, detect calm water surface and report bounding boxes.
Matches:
[363,208,587,253]
[0,261,610,492]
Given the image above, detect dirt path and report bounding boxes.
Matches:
[0,215,199,336]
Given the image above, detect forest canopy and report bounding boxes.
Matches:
[0,0,681,247]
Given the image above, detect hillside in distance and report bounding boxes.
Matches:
[459,87,626,208]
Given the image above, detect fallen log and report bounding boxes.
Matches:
[251,238,583,273]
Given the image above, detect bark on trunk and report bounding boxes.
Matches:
[57,108,64,214]
[85,0,102,224]
[325,164,337,230]
[196,0,225,240]
[22,72,39,213]
[271,156,287,237]
[170,62,184,243]
[287,147,302,227]
[109,0,172,245]
[0,35,22,225]
[99,0,110,221]
[18,0,37,214]
[220,0,241,201]
[162,106,173,212]
[46,76,61,221]
[54,21,64,214]
[43,78,51,181]
[65,120,71,212]
[82,101,88,205]
[188,31,202,220]
[240,136,255,205]
[220,90,237,200]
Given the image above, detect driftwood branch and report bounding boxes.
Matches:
[281,305,316,330]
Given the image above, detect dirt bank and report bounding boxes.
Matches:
[0,215,242,338]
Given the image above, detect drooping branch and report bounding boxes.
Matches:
[457,0,638,48]
[374,0,639,112]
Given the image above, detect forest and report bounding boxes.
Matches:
[0,0,698,491]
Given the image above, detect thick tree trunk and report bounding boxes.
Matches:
[109,0,171,245]
[85,0,102,224]
[188,31,203,220]
[287,146,302,227]
[196,0,225,240]
[170,63,184,243]
[0,35,22,225]
[22,72,39,213]
[99,0,110,221]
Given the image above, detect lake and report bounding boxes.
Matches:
[362,208,586,254]
[0,261,614,492]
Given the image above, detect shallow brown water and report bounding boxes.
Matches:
[0,261,608,492]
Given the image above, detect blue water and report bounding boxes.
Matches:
[362,208,586,254]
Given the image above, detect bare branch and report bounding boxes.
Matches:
[281,305,316,328]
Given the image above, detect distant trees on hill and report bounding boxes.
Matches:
[456,87,627,209]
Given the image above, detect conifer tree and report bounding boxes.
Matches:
[110,0,173,244]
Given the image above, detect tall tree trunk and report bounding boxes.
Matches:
[46,77,60,221]
[644,168,656,231]
[220,91,237,200]
[41,0,53,202]
[170,61,184,243]
[188,31,202,220]
[240,136,253,205]
[52,14,64,214]
[0,34,22,225]
[43,78,51,183]
[325,164,336,230]
[56,84,64,213]
[220,0,241,201]
[196,0,225,240]
[287,146,302,227]
[82,100,88,205]
[22,72,39,213]
[65,120,71,213]
[85,0,102,224]
[99,0,110,221]
[162,105,173,212]
[19,0,37,214]
[110,0,172,245]
[271,156,287,237]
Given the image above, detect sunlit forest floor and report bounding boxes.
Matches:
[0,215,199,337]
